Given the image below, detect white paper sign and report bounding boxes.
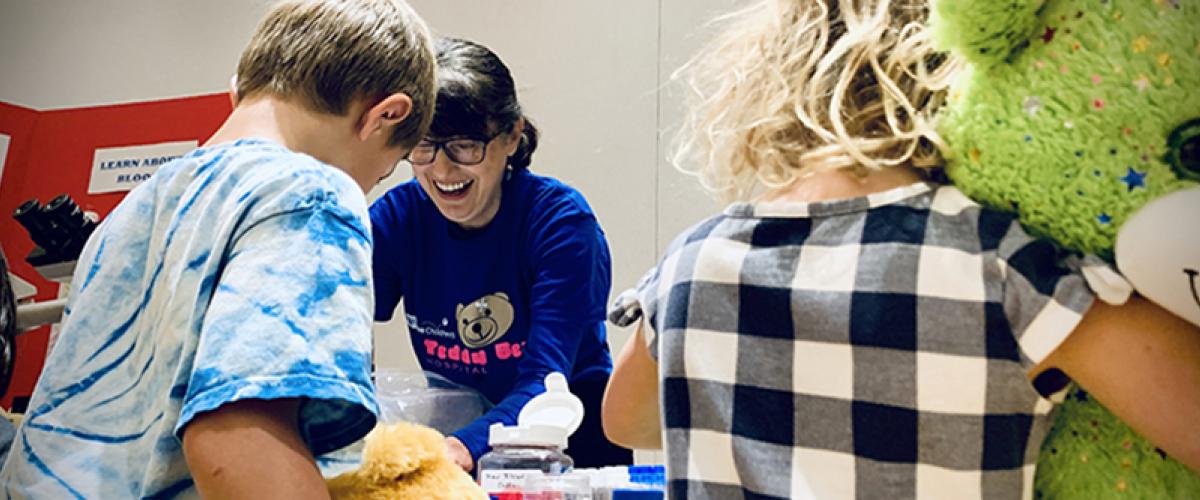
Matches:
[88,140,197,194]
[0,133,11,186]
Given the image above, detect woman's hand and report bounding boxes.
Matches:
[446,436,475,472]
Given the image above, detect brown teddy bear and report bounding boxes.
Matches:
[327,422,488,500]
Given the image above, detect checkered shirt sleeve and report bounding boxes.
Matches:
[994,219,1098,371]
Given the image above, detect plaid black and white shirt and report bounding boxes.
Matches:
[610,183,1096,500]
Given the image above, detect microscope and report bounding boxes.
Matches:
[12,194,98,279]
[0,194,99,400]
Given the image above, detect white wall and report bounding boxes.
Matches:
[0,0,737,372]
[0,0,273,110]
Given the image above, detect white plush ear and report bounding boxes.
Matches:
[1115,187,1200,327]
[929,0,1045,67]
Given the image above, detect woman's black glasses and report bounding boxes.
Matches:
[407,134,499,165]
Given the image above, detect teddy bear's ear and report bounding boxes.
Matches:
[358,423,448,483]
[929,0,1045,67]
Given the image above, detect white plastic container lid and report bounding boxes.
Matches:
[488,423,569,448]
[488,372,584,448]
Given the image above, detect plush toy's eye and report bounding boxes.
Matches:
[1166,119,1200,182]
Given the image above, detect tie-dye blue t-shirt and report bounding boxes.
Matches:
[0,139,379,499]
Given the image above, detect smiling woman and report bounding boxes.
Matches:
[368,37,632,473]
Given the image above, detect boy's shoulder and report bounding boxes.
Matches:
[182,139,369,228]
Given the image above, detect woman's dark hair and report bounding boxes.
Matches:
[431,37,539,170]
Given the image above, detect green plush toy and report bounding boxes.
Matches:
[930,0,1200,498]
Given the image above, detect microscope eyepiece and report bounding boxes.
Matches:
[13,199,54,250]
[10,194,98,265]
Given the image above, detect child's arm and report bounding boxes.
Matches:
[602,323,662,450]
[1036,296,1200,473]
[175,191,378,493]
[182,398,331,500]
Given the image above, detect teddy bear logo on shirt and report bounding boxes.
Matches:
[456,293,515,349]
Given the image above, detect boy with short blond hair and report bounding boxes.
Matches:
[0,1,436,498]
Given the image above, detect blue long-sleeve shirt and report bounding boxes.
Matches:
[370,168,613,460]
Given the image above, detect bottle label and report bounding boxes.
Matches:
[479,469,543,493]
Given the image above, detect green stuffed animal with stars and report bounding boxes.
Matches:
[930,0,1200,498]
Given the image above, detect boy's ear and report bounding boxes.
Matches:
[228,74,239,106]
[359,93,414,142]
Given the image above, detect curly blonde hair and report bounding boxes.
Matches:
[671,0,960,201]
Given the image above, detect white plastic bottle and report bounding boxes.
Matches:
[476,372,584,497]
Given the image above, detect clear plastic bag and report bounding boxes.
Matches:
[374,370,494,435]
[317,370,496,476]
